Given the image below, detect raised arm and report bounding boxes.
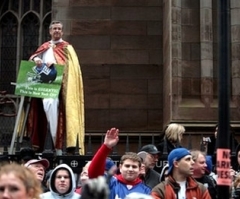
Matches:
[88,128,119,178]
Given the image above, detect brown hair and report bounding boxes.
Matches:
[0,163,42,199]
[120,152,142,167]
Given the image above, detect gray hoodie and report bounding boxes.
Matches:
[41,164,80,199]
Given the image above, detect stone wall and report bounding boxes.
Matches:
[163,0,240,125]
[52,0,164,136]
[50,0,240,153]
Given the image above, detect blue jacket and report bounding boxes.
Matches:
[109,176,151,199]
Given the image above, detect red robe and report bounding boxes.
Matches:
[28,41,85,153]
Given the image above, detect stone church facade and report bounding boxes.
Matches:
[0,0,240,154]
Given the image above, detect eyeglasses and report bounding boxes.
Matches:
[149,154,159,160]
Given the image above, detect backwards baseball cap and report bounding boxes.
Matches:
[167,148,191,175]
[24,158,50,169]
[140,144,160,155]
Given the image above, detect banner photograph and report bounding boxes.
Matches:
[15,60,64,98]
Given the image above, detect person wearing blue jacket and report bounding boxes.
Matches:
[88,128,151,199]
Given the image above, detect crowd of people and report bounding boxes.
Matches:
[84,125,239,199]
[0,124,240,199]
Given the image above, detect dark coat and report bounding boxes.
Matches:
[157,138,182,155]
[143,168,161,189]
[195,175,217,199]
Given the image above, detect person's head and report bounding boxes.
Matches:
[49,21,63,41]
[164,123,185,144]
[167,148,194,181]
[190,150,207,178]
[79,169,89,187]
[77,161,91,187]
[0,163,42,199]
[139,144,160,169]
[49,164,75,196]
[54,169,71,194]
[24,158,50,182]
[137,151,147,177]
[119,152,142,182]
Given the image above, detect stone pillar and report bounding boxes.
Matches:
[163,0,218,125]
[163,0,182,126]
[172,0,182,116]
[162,0,240,136]
[200,0,213,107]
[162,0,172,126]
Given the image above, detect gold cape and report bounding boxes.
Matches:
[63,45,85,154]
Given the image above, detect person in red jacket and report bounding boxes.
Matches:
[151,148,211,199]
[88,128,151,199]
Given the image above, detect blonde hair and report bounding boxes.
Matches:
[190,149,206,162]
[165,123,185,143]
[0,163,42,199]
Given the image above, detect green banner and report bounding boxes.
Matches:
[15,60,64,98]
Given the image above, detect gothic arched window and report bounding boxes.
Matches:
[0,13,18,93]
[0,0,52,93]
[21,13,40,60]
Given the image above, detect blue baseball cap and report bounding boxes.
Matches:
[205,155,212,174]
[105,159,115,171]
[167,148,191,175]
